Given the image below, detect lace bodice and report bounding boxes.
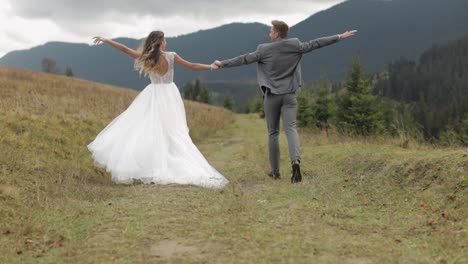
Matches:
[149,51,176,84]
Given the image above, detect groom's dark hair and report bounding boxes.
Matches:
[271,20,289,38]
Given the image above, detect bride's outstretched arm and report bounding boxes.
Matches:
[174,54,219,70]
[93,37,140,59]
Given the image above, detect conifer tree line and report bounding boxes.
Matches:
[245,36,468,146]
[183,36,467,146]
[375,36,468,145]
[182,78,236,111]
[183,78,212,104]
[245,57,385,136]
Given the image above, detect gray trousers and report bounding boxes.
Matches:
[263,90,301,173]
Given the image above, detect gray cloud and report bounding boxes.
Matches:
[9,0,344,26]
[0,0,345,57]
[4,30,31,44]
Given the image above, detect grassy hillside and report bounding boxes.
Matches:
[0,66,233,260]
[0,67,466,263]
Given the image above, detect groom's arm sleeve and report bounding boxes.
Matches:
[220,47,261,68]
[299,35,341,54]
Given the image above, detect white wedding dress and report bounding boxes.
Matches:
[87,51,229,188]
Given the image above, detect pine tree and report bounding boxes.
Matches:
[183,80,195,100]
[183,78,212,104]
[314,77,333,135]
[41,58,57,73]
[223,93,235,111]
[296,91,315,128]
[199,85,212,104]
[458,118,468,146]
[244,96,264,118]
[336,56,384,136]
[193,79,202,101]
[65,66,74,77]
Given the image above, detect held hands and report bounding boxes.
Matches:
[209,60,223,71]
[210,62,220,71]
[339,30,357,39]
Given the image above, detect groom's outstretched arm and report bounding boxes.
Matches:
[217,48,261,68]
[299,35,341,54]
[299,30,357,54]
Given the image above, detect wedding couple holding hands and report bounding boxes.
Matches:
[87,20,357,188]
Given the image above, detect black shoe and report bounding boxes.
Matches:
[267,170,281,179]
[291,164,302,183]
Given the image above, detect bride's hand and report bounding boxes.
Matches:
[93,36,107,45]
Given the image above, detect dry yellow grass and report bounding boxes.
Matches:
[0,66,233,141]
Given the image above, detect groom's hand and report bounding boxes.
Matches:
[339,30,357,39]
[214,60,222,68]
[210,63,220,70]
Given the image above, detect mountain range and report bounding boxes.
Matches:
[1,0,467,109]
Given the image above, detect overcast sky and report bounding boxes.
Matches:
[0,0,346,57]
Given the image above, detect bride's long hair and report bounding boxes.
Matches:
[134,31,165,76]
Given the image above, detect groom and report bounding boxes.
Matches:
[214,20,357,183]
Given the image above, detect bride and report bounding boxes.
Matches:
[87,31,229,188]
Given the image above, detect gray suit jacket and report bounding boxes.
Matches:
[220,35,341,95]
